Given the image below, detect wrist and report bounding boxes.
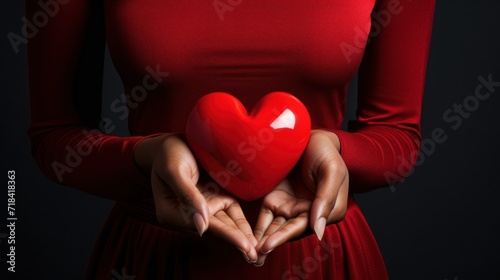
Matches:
[311,129,341,152]
[134,133,172,174]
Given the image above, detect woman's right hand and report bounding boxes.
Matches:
[134,134,258,263]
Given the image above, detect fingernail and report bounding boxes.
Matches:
[238,249,256,264]
[242,252,251,264]
[261,248,274,255]
[254,255,266,267]
[193,213,206,236]
[314,217,326,241]
[254,260,265,267]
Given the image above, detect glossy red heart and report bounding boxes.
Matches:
[186,92,311,201]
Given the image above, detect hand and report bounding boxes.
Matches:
[253,129,349,266]
[134,134,258,263]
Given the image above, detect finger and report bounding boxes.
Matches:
[310,154,347,241]
[166,177,209,235]
[150,173,204,237]
[151,173,187,226]
[161,153,210,236]
[259,213,309,256]
[254,253,268,267]
[259,216,287,246]
[253,216,287,267]
[260,179,311,220]
[327,176,349,224]
[300,132,346,240]
[225,203,258,247]
[210,212,258,262]
[253,207,274,241]
[273,198,311,220]
[252,207,275,267]
[254,217,287,267]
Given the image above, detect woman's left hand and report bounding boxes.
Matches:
[252,129,349,266]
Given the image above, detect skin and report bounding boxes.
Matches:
[134,129,349,265]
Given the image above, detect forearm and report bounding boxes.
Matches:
[331,125,420,193]
[330,0,435,193]
[29,125,159,200]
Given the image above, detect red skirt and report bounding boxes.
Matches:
[86,195,388,279]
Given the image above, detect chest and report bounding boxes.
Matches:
[104,0,375,88]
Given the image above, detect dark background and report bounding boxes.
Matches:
[1,1,499,279]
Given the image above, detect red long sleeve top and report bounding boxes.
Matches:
[26,1,435,279]
[27,0,435,200]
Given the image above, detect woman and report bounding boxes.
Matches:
[26,0,435,279]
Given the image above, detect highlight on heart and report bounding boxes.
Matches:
[186,92,311,201]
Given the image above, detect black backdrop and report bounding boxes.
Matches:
[1,1,499,279]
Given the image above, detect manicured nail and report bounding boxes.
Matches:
[254,254,267,267]
[242,252,251,264]
[254,260,265,267]
[261,248,274,255]
[238,249,256,264]
[314,217,326,241]
[193,213,206,236]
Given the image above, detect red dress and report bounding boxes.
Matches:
[26,0,435,279]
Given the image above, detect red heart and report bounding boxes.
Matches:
[186,92,311,201]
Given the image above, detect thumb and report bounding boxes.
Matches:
[309,170,338,241]
[308,156,347,241]
[152,169,210,236]
[171,175,210,236]
[165,160,210,236]
[155,135,210,236]
[302,130,347,241]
